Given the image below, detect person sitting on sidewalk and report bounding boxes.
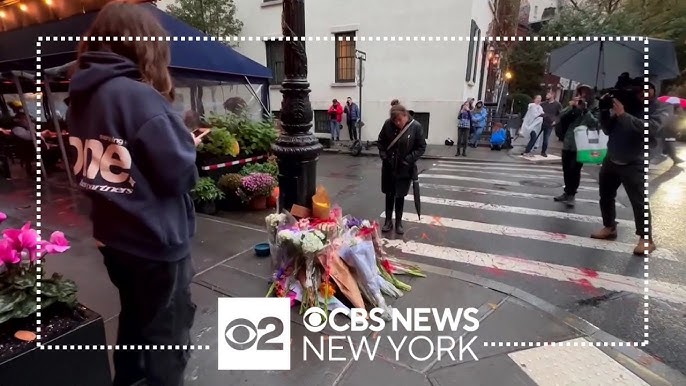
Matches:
[553,86,598,207]
[490,123,507,151]
[591,82,672,255]
[469,100,488,148]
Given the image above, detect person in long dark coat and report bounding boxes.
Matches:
[377,104,427,234]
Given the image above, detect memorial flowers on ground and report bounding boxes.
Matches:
[264,198,424,320]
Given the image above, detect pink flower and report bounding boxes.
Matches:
[2,222,39,251]
[41,231,70,254]
[287,291,297,307]
[0,238,20,265]
[0,211,6,224]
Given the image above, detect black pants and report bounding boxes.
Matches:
[347,121,358,141]
[599,160,649,237]
[457,127,470,153]
[385,193,405,223]
[101,247,197,386]
[561,150,583,196]
[525,126,551,153]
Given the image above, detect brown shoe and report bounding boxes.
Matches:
[591,226,618,240]
[633,239,656,255]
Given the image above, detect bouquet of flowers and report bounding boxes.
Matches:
[237,173,276,203]
[0,214,77,324]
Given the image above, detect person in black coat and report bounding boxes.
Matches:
[377,104,427,234]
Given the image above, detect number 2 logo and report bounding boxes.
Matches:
[224,317,284,351]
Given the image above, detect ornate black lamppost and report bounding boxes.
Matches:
[273,0,322,211]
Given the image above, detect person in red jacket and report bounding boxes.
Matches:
[328,99,344,141]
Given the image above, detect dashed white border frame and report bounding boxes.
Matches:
[33,35,649,351]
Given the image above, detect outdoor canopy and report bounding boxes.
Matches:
[0,2,272,83]
[548,38,680,89]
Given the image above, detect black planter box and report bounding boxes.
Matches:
[0,304,112,386]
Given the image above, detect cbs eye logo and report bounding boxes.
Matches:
[303,308,328,332]
[224,317,285,351]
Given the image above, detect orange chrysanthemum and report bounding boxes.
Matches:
[319,281,336,298]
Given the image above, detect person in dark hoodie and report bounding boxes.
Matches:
[591,81,672,255]
[377,104,426,234]
[67,2,199,386]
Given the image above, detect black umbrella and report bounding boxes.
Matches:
[412,178,421,220]
[548,38,680,89]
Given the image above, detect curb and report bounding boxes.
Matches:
[403,259,686,386]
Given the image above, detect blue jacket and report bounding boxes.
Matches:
[471,108,488,128]
[490,128,506,146]
[68,52,198,262]
[344,102,360,121]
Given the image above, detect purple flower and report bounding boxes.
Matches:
[240,173,276,197]
[347,217,362,228]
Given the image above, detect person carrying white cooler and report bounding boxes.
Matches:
[553,85,598,207]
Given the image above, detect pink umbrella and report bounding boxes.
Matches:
[658,96,686,108]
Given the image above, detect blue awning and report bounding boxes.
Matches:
[0,3,272,83]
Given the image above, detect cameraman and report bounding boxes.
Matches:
[554,85,598,207]
[591,82,672,255]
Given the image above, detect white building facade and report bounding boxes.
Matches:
[230,0,495,144]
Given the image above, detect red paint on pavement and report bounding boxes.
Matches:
[570,278,600,295]
[546,232,568,240]
[421,233,430,241]
[485,265,506,276]
[430,216,444,226]
[579,268,599,278]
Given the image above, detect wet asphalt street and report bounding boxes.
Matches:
[1,143,684,378]
[306,146,686,375]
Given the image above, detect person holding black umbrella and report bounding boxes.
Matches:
[378,104,427,235]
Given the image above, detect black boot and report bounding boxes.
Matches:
[394,196,405,235]
[382,194,394,232]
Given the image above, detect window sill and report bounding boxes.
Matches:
[330,82,357,88]
[269,84,283,90]
[261,0,283,8]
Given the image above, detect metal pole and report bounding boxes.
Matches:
[43,80,74,185]
[273,0,322,211]
[11,74,47,179]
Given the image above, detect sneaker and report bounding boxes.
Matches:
[381,220,393,233]
[541,152,548,157]
[591,226,618,240]
[562,195,575,207]
[462,151,467,157]
[633,239,656,255]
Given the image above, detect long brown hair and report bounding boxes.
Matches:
[77,0,174,100]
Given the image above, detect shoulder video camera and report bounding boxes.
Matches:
[596,85,642,118]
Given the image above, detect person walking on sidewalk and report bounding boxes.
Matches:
[469,100,488,148]
[591,82,672,255]
[344,96,360,141]
[67,3,200,385]
[328,99,344,142]
[456,102,472,156]
[537,90,563,157]
[378,104,427,235]
[554,85,597,207]
[662,104,684,164]
[520,95,545,156]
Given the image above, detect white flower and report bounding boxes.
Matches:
[277,230,301,247]
[301,231,325,255]
[266,213,286,230]
[361,220,371,228]
[313,230,326,241]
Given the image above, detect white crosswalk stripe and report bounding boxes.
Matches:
[419,183,625,208]
[430,168,597,183]
[380,160,685,306]
[421,174,599,192]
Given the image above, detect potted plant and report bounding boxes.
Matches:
[239,157,279,178]
[195,126,240,171]
[207,113,278,157]
[0,214,111,384]
[237,173,277,211]
[190,177,225,215]
[217,173,243,211]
